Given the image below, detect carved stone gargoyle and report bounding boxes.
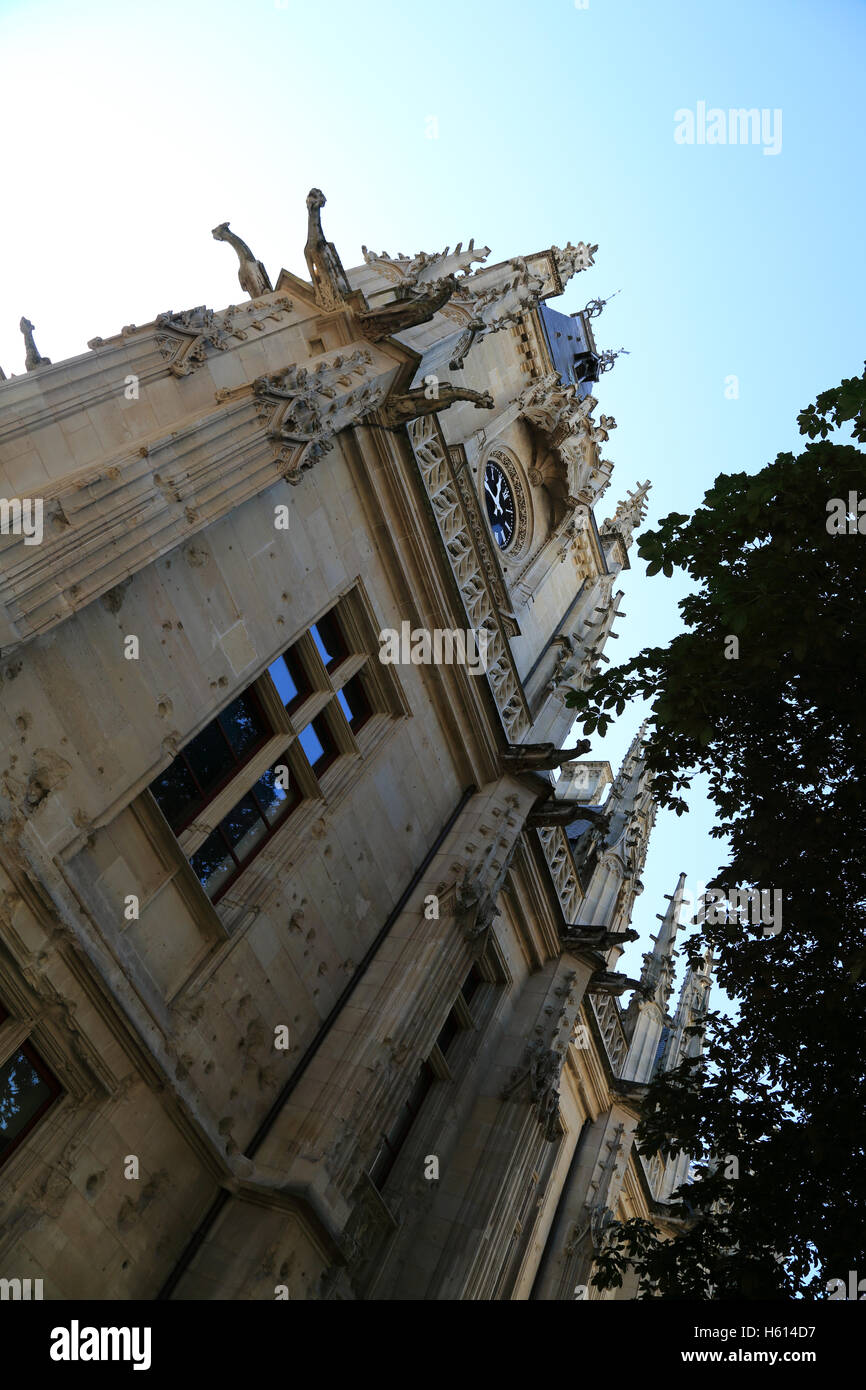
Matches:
[357,276,458,341]
[586,971,648,998]
[611,1079,650,1105]
[503,1040,564,1143]
[500,739,592,774]
[448,319,485,371]
[379,385,494,428]
[561,925,639,952]
[20,317,50,370]
[525,801,609,830]
[212,223,273,299]
[304,187,353,310]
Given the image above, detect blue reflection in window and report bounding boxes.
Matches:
[299,722,325,766]
[269,656,299,708]
[310,624,333,667]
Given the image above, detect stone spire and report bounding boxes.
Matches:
[622,873,687,1082]
[639,872,686,1009]
[664,946,713,1072]
[652,947,714,1200]
[552,240,599,287]
[601,480,651,552]
[601,722,656,916]
[607,719,649,806]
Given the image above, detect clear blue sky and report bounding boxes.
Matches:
[2,0,864,987]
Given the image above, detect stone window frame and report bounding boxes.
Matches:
[132,581,409,958]
[0,971,113,1189]
[0,997,64,1173]
[367,938,511,1199]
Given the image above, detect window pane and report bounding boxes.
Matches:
[220,793,268,863]
[269,655,299,707]
[183,720,236,794]
[150,759,200,831]
[218,694,267,757]
[298,721,325,766]
[310,612,347,670]
[435,1009,461,1059]
[336,674,371,729]
[460,964,485,1008]
[190,830,235,897]
[0,1049,58,1162]
[252,762,296,826]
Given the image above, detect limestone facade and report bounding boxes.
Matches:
[0,190,710,1300]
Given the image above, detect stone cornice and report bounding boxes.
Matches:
[0,296,295,443]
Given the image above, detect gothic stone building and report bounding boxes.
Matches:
[0,191,711,1300]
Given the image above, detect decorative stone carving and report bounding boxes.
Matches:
[20,317,50,370]
[586,971,647,998]
[357,276,458,340]
[550,583,625,696]
[253,348,387,483]
[601,480,652,552]
[361,240,490,289]
[381,385,493,428]
[561,925,639,952]
[452,257,546,335]
[590,992,630,1074]
[611,1078,650,1104]
[516,373,587,444]
[456,826,521,944]
[552,240,598,286]
[304,188,352,310]
[211,223,273,299]
[537,827,582,923]
[499,739,593,773]
[515,375,616,512]
[503,1038,564,1143]
[525,800,609,830]
[447,321,484,371]
[154,299,293,377]
[407,417,531,740]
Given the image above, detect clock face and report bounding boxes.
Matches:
[484,461,516,550]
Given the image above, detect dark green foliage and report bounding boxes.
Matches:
[569,367,866,1298]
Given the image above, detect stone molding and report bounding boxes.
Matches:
[406,413,531,742]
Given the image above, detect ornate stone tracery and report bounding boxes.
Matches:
[154,298,293,377]
[253,347,387,482]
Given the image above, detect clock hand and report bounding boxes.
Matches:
[485,473,504,517]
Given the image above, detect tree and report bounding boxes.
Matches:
[567,366,866,1298]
